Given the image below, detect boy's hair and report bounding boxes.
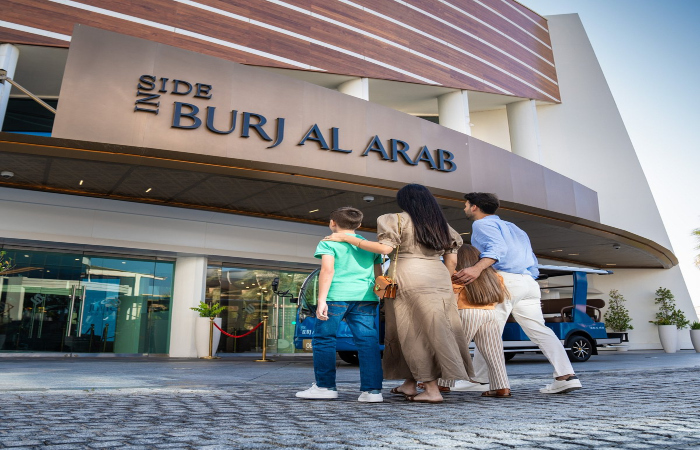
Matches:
[464,192,500,214]
[456,244,509,305]
[330,206,363,230]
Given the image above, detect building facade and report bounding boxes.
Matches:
[0,0,695,356]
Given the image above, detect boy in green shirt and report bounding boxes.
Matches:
[296,207,384,402]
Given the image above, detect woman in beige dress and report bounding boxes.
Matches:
[325,184,473,403]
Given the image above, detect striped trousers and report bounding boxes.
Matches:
[439,308,510,390]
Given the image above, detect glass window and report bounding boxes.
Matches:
[0,248,174,354]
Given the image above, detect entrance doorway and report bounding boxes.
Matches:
[206,263,312,354]
[0,249,174,353]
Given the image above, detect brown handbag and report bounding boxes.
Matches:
[374,214,401,299]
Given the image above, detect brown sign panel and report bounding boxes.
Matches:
[52,26,598,222]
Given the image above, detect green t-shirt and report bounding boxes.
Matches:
[314,234,383,302]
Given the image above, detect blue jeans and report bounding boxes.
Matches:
[312,301,383,392]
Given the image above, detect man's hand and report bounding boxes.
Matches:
[316,300,329,320]
[452,266,483,285]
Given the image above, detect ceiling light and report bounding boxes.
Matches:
[145,188,152,193]
[551,250,563,252]
[568,253,579,256]
[79,180,84,185]
[308,209,319,213]
[460,232,470,235]
[24,255,29,257]
[606,264,616,266]
[122,261,126,264]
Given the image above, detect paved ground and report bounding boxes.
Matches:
[1,350,700,449]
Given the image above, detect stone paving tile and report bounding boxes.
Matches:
[2,366,700,449]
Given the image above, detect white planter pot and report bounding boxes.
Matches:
[677,329,686,351]
[690,329,700,353]
[658,325,678,353]
[195,317,222,358]
[614,344,629,352]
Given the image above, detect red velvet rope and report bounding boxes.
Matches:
[213,321,263,338]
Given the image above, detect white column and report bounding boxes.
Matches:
[438,90,471,135]
[169,256,208,357]
[337,77,369,100]
[0,44,20,130]
[506,99,542,163]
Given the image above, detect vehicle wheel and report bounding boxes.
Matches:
[338,351,359,365]
[504,352,516,361]
[566,335,593,362]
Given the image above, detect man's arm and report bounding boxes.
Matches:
[317,254,334,320]
[453,220,505,284]
[452,257,497,284]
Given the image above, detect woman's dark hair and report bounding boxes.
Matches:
[455,245,508,305]
[396,184,453,251]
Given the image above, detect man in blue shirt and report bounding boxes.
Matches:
[453,192,581,394]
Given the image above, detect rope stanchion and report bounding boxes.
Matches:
[213,321,262,339]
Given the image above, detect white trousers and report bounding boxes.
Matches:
[473,272,575,383]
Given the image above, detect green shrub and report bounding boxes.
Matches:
[649,287,688,329]
[691,321,700,330]
[190,301,226,318]
[603,289,633,332]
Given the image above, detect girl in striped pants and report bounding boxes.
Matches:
[439,244,511,398]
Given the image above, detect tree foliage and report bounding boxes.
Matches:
[0,251,13,274]
[649,287,688,329]
[190,301,226,318]
[694,227,700,269]
[603,289,633,332]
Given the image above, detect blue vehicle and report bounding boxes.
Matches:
[291,268,384,364]
[293,265,621,363]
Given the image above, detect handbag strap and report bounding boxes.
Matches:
[389,213,401,280]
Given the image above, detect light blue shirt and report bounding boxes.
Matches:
[470,215,539,278]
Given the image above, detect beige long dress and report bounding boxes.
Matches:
[378,212,473,382]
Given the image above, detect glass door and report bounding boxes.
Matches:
[206,264,313,354]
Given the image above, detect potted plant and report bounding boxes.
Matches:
[671,308,690,351]
[190,301,226,358]
[603,289,633,351]
[649,287,678,353]
[690,322,700,353]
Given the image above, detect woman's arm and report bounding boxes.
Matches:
[443,253,457,275]
[323,233,393,255]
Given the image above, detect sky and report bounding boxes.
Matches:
[519,0,700,312]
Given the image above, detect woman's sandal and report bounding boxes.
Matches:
[390,387,416,398]
[406,394,444,404]
[416,382,450,393]
[481,389,512,398]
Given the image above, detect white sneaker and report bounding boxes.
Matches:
[295,383,339,399]
[540,376,582,394]
[451,380,490,392]
[358,391,383,403]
